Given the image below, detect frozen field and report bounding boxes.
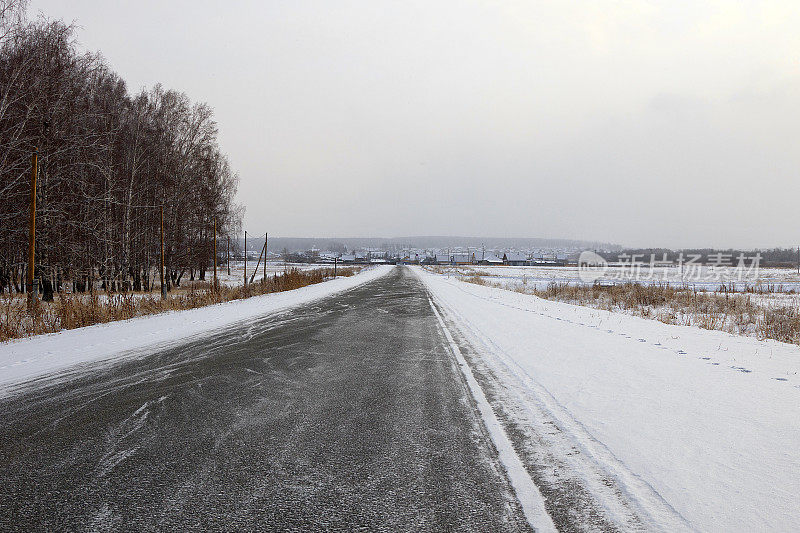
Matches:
[216,261,338,287]
[434,264,800,292]
[430,264,800,342]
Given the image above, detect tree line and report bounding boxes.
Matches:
[0,1,242,298]
[597,248,799,267]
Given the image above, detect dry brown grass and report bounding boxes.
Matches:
[0,267,359,342]
[463,274,490,285]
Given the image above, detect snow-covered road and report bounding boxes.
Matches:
[415,266,800,532]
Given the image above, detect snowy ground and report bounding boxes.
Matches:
[415,266,800,532]
[434,264,800,292]
[0,265,391,396]
[216,261,336,287]
[436,264,800,329]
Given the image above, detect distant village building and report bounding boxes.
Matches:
[452,253,473,265]
[530,253,550,265]
[502,252,528,266]
[527,252,569,266]
[478,254,503,265]
[368,251,389,264]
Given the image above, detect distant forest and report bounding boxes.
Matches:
[0,0,242,297]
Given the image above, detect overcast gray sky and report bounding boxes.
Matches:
[28,1,800,248]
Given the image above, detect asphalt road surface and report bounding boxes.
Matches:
[0,267,533,532]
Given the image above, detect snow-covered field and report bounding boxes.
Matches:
[435,264,800,292]
[415,266,800,532]
[217,261,336,287]
[0,265,392,396]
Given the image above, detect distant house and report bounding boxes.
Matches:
[478,253,503,265]
[452,253,474,265]
[340,254,356,263]
[435,253,450,265]
[502,252,528,266]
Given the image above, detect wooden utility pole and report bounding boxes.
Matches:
[213,217,217,292]
[249,240,266,285]
[160,205,166,299]
[264,232,267,281]
[27,148,38,308]
[227,236,230,275]
[334,256,337,278]
[244,231,247,285]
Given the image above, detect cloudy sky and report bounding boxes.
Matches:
[29,1,800,248]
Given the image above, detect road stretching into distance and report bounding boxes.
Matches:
[0,268,534,531]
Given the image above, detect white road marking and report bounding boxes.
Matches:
[428,297,557,533]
